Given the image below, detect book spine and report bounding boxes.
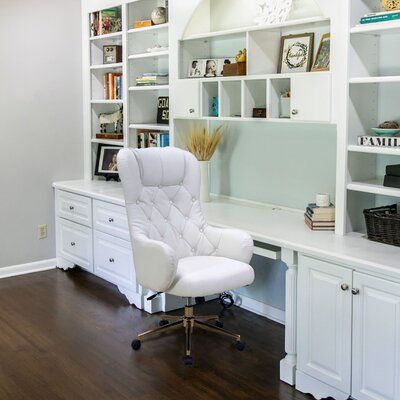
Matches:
[360,13,400,23]
[358,136,400,147]
[386,164,400,176]
[109,73,114,100]
[103,74,109,100]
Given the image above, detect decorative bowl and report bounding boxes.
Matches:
[371,127,400,136]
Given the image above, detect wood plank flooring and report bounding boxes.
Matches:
[0,268,309,400]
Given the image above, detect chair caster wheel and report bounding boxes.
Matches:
[215,320,224,328]
[183,356,193,366]
[159,319,169,327]
[236,341,245,351]
[131,339,141,351]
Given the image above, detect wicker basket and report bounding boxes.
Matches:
[363,204,400,247]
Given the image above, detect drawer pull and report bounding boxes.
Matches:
[69,206,75,211]
[109,258,115,263]
[341,283,349,291]
[108,218,114,223]
[70,242,76,247]
[352,288,360,295]
[291,109,299,116]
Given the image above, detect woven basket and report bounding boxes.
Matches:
[363,204,400,247]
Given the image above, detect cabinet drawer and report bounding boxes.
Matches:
[94,231,135,288]
[58,218,93,272]
[93,200,130,241]
[57,190,92,227]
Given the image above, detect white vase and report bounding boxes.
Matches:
[199,161,210,202]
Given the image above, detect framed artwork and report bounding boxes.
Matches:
[95,144,120,180]
[312,33,330,72]
[278,33,314,73]
[157,96,169,124]
[188,59,205,78]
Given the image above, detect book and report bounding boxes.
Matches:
[160,133,169,147]
[307,203,336,215]
[364,10,400,17]
[358,135,400,147]
[386,164,400,176]
[305,209,335,222]
[103,74,109,100]
[90,11,100,37]
[305,214,335,227]
[360,13,400,24]
[384,175,400,189]
[101,7,122,35]
[96,133,123,140]
[304,216,335,231]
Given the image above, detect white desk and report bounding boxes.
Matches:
[53,180,400,399]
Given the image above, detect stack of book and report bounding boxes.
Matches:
[359,10,400,24]
[137,130,169,149]
[90,7,122,37]
[103,73,122,100]
[384,164,400,189]
[305,203,335,231]
[135,73,169,87]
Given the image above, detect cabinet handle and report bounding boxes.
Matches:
[109,258,115,263]
[70,242,76,247]
[341,283,349,291]
[291,109,299,116]
[108,218,114,223]
[352,288,360,295]
[69,206,75,211]
[189,108,195,114]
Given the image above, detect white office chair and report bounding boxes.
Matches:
[117,147,255,365]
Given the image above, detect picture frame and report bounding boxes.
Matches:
[188,59,206,78]
[311,33,330,72]
[94,144,121,180]
[278,33,314,74]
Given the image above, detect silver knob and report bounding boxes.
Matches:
[70,242,76,247]
[189,108,195,114]
[109,258,115,263]
[108,218,114,223]
[341,283,349,291]
[352,288,360,295]
[291,109,299,115]
[69,206,74,210]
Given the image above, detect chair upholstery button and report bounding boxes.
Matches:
[179,234,183,238]
[192,198,195,202]
[136,200,139,204]
[200,228,203,233]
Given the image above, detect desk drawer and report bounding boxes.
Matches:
[93,200,129,241]
[58,218,93,272]
[57,190,92,227]
[94,231,134,288]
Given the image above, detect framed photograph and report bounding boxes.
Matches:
[204,59,218,78]
[278,33,314,73]
[95,144,121,180]
[188,59,205,78]
[312,33,330,72]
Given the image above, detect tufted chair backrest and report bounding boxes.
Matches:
[117,147,221,261]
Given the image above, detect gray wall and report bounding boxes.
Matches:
[0,0,84,268]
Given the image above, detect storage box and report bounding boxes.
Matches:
[223,62,246,77]
[103,45,122,64]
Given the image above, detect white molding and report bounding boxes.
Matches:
[235,294,285,325]
[0,259,56,279]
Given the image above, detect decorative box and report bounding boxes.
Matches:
[253,108,267,118]
[223,62,246,77]
[133,20,152,29]
[103,45,122,64]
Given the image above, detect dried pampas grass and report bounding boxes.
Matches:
[186,125,223,161]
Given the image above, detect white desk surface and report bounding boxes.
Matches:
[54,180,400,280]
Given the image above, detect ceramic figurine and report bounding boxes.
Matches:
[235,49,247,63]
[381,0,400,10]
[151,7,167,25]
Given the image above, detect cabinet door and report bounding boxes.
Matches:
[291,74,331,122]
[297,255,352,393]
[172,79,200,118]
[352,272,400,400]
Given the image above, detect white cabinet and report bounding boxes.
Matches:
[352,273,400,400]
[297,255,352,393]
[173,79,200,118]
[56,190,92,227]
[291,74,331,122]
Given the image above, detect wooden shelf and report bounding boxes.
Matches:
[90,32,122,41]
[90,62,123,70]
[349,76,400,84]
[127,23,169,34]
[351,20,400,35]
[182,16,330,41]
[91,99,123,104]
[174,116,332,124]
[348,145,400,155]
[91,138,124,146]
[129,85,169,91]
[128,50,169,60]
[129,123,170,131]
[347,178,400,197]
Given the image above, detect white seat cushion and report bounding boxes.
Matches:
[167,256,255,297]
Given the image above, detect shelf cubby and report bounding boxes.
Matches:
[128,24,168,56]
[90,35,122,67]
[220,80,242,118]
[91,103,123,142]
[269,78,291,119]
[128,57,168,87]
[243,79,267,118]
[129,89,168,125]
[201,82,219,117]
[127,0,168,31]
[91,67,123,101]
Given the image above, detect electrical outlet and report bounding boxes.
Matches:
[38,224,47,239]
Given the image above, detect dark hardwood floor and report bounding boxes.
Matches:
[0,268,309,400]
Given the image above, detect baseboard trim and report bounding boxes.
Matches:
[235,294,285,325]
[0,259,57,279]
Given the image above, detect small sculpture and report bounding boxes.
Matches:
[379,121,399,129]
[151,7,167,25]
[254,0,293,25]
[99,108,123,134]
[235,49,247,63]
[381,0,400,10]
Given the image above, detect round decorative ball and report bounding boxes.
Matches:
[381,0,400,11]
[151,7,167,25]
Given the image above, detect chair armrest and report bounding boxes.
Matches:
[205,226,254,264]
[132,234,178,292]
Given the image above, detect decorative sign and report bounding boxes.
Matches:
[278,33,314,73]
[157,96,169,125]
